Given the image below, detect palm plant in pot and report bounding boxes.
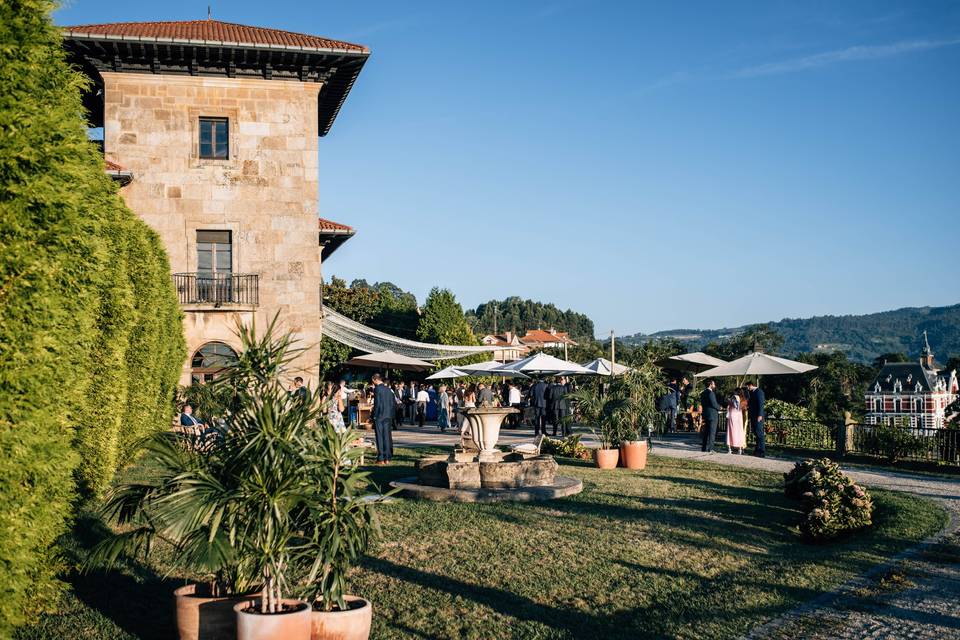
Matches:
[613,363,663,470]
[568,362,664,470]
[300,420,378,640]
[88,318,384,640]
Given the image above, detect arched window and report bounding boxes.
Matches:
[915,397,924,413]
[893,398,902,413]
[874,398,882,413]
[191,342,238,384]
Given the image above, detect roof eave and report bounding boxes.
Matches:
[62,30,370,57]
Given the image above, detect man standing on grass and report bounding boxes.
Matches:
[746,380,766,458]
[700,379,722,453]
[371,374,395,465]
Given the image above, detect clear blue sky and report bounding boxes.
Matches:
[57,1,960,337]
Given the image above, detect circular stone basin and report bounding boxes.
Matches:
[389,475,583,503]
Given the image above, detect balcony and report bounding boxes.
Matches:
[172,273,259,308]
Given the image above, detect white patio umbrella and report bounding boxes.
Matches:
[457,360,530,379]
[425,365,468,380]
[345,350,434,372]
[695,352,817,379]
[581,357,632,376]
[499,352,594,376]
[656,352,728,373]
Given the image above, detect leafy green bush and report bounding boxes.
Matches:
[865,419,929,463]
[0,1,184,632]
[541,434,591,460]
[784,459,873,543]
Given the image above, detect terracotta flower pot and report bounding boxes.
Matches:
[594,448,620,469]
[234,599,312,640]
[174,583,256,640]
[620,440,648,470]
[311,596,372,640]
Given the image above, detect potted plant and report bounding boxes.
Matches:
[87,319,296,639]
[568,363,664,471]
[301,423,377,640]
[616,364,662,470]
[88,318,384,640]
[567,387,628,469]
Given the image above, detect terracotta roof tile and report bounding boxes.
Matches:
[63,19,368,54]
[521,329,577,345]
[104,159,126,172]
[318,217,354,233]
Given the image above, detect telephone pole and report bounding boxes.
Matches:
[610,330,616,377]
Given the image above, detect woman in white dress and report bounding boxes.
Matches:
[726,391,746,454]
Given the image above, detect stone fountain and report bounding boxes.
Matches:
[389,406,583,503]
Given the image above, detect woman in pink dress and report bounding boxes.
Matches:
[726,391,746,454]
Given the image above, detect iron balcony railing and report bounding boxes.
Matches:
[172,273,259,307]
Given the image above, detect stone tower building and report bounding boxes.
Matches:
[63,20,368,386]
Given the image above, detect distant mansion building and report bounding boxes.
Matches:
[480,332,530,362]
[63,19,369,385]
[480,328,578,361]
[864,337,958,429]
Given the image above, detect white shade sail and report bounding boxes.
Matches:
[322,307,499,361]
[695,352,818,378]
[581,357,631,376]
[345,350,434,372]
[499,352,594,375]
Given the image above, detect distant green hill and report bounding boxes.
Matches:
[466,297,595,342]
[621,303,960,363]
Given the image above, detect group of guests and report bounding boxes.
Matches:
[359,374,575,464]
[698,379,767,457]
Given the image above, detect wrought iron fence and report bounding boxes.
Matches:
[847,422,960,465]
[652,411,960,466]
[172,273,259,306]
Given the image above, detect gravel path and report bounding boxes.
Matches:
[391,426,960,638]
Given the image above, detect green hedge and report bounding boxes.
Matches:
[0,0,185,632]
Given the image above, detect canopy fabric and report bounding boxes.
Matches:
[499,352,594,375]
[457,361,530,379]
[426,365,468,380]
[655,352,728,373]
[345,350,434,372]
[322,306,499,361]
[695,352,818,378]
[581,357,631,376]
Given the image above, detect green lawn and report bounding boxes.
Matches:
[16,450,946,640]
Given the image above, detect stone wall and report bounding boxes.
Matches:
[102,72,322,386]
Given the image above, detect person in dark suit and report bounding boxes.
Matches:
[699,380,722,452]
[371,374,395,464]
[546,378,570,436]
[529,378,548,436]
[746,381,766,458]
[179,404,204,431]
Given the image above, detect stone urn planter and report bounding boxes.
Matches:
[234,599,312,640]
[174,583,257,640]
[594,448,620,469]
[311,596,372,640]
[620,440,648,470]
[462,407,519,462]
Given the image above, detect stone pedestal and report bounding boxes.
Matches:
[415,453,558,490]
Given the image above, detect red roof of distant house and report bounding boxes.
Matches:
[521,329,577,345]
[104,159,124,171]
[63,20,368,54]
[318,218,354,234]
